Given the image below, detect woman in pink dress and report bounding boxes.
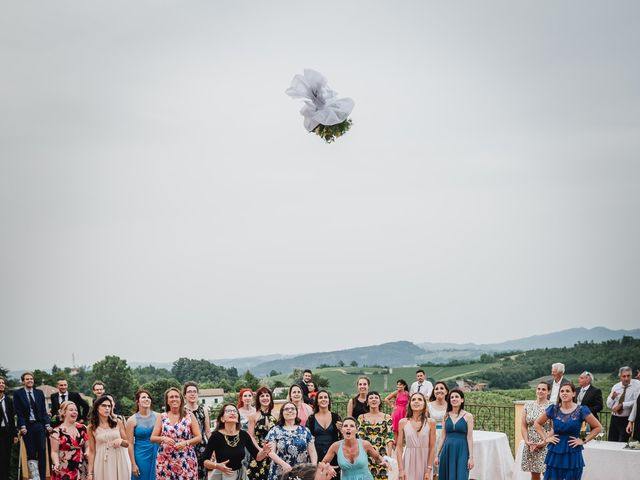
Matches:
[151,387,202,480]
[396,393,435,480]
[385,379,409,444]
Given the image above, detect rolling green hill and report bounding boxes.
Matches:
[265,363,501,394]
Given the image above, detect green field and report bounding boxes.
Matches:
[265,365,618,406]
[265,363,501,395]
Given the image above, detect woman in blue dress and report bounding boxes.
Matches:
[534,383,602,480]
[322,417,388,480]
[435,388,474,480]
[126,389,159,480]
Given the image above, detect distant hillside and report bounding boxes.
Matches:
[416,327,640,363]
[250,341,425,377]
[209,354,291,372]
[478,327,640,351]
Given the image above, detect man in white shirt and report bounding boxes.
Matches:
[606,366,640,442]
[409,369,433,398]
[546,363,570,403]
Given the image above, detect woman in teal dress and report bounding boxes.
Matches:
[323,417,388,480]
[534,383,602,480]
[126,389,159,480]
[435,389,474,480]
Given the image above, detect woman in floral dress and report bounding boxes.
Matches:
[248,387,277,480]
[266,402,316,480]
[184,382,211,479]
[151,387,202,480]
[51,401,88,480]
[520,382,551,480]
[357,392,393,480]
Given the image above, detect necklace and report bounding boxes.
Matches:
[223,433,240,448]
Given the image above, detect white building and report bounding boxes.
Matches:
[199,388,225,407]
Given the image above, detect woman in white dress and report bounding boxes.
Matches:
[428,381,449,480]
[87,395,131,480]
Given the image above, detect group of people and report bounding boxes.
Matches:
[520,363,640,480]
[301,369,475,480]
[1,363,639,480]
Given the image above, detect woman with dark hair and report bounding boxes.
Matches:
[520,382,551,480]
[265,402,316,480]
[322,417,388,480]
[184,381,211,479]
[238,388,257,431]
[346,377,370,419]
[384,379,409,444]
[306,390,342,478]
[396,393,435,480]
[435,389,474,480]
[151,387,201,479]
[88,395,131,479]
[289,385,313,427]
[203,403,271,480]
[307,382,318,405]
[248,387,277,480]
[356,392,393,480]
[106,394,127,424]
[126,389,158,480]
[428,381,449,479]
[51,401,88,480]
[534,383,602,480]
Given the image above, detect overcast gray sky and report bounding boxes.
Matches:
[1,1,639,371]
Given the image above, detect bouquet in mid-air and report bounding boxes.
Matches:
[286,69,355,143]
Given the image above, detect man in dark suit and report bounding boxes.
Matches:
[575,371,603,419]
[50,378,90,425]
[0,376,18,480]
[546,362,571,403]
[14,372,51,479]
[297,369,314,405]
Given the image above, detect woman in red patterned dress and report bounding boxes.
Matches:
[151,387,202,480]
[51,400,88,480]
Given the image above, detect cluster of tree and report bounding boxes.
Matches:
[317,360,360,368]
[289,369,330,389]
[472,336,640,389]
[419,350,521,368]
[1,355,265,415]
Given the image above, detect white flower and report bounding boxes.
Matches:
[286,69,354,132]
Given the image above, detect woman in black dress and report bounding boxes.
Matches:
[247,387,277,480]
[184,381,211,480]
[203,403,271,480]
[306,390,342,478]
[346,377,370,420]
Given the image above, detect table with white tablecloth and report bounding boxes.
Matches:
[470,430,514,479]
[514,439,640,479]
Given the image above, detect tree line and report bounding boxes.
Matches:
[471,336,640,388]
[1,356,258,415]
